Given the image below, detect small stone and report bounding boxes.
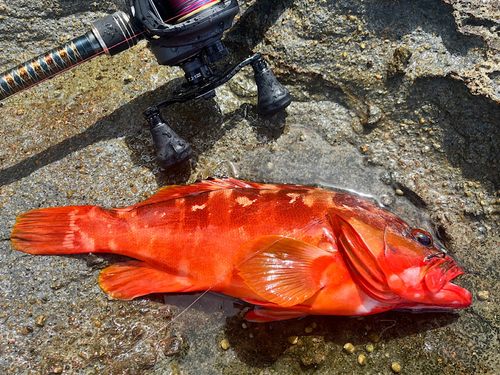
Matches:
[288,336,299,345]
[395,189,404,196]
[36,315,46,327]
[478,291,489,301]
[305,326,313,333]
[49,365,63,374]
[220,339,230,350]
[21,326,33,335]
[366,344,374,352]
[392,362,402,373]
[17,109,25,116]
[343,343,355,354]
[358,354,367,365]
[66,190,74,198]
[163,336,183,355]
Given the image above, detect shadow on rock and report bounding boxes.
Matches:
[0,79,286,188]
[226,0,295,57]
[407,76,500,191]
[224,310,459,368]
[353,0,486,55]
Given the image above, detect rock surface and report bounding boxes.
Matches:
[0,0,499,374]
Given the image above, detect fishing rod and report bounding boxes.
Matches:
[0,0,291,169]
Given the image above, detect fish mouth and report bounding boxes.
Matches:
[418,256,471,308]
[433,279,472,308]
[397,276,472,310]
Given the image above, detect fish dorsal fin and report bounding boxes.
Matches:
[330,212,402,304]
[114,178,298,212]
[235,235,334,307]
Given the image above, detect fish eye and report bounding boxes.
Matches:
[411,229,433,247]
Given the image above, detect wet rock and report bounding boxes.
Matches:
[387,46,412,78]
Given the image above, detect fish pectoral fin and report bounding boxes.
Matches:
[98,261,194,300]
[244,308,309,323]
[235,235,334,308]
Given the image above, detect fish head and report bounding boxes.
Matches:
[329,193,472,310]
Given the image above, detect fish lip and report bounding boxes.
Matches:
[439,280,472,308]
[396,274,472,310]
[423,272,471,309]
[440,266,471,308]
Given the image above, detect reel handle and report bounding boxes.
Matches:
[251,57,292,116]
[148,112,193,169]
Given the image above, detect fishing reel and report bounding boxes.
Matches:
[0,0,291,169]
[132,0,291,168]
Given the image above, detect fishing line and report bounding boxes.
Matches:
[377,319,397,338]
[98,216,327,374]
[169,0,221,22]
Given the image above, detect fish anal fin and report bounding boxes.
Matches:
[244,309,309,323]
[98,261,194,300]
[235,236,334,308]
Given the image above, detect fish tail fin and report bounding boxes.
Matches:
[11,205,116,255]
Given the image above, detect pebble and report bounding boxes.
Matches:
[36,315,46,327]
[343,343,355,354]
[288,336,299,345]
[358,354,367,365]
[366,344,374,352]
[392,362,402,373]
[220,339,230,350]
[395,189,404,196]
[163,336,183,356]
[305,326,313,333]
[478,290,489,301]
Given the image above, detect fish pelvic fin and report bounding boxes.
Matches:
[10,205,119,255]
[235,235,334,307]
[98,261,195,300]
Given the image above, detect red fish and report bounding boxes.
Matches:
[10,178,471,322]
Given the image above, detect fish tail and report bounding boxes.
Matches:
[11,205,117,255]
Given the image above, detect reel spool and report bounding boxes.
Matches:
[0,0,292,169]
